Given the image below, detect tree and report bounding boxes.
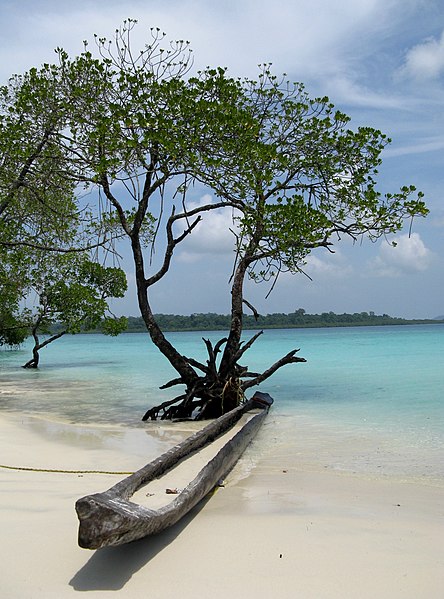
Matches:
[0,60,121,306]
[48,22,260,417]
[16,255,127,368]
[2,21,427,418]
[0,55,127,362]
[0,242,128,366]
[1,65,80,341]
[140,67,427,419]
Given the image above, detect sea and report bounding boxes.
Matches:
[1,324,443,484]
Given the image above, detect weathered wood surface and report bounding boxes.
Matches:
[76,392,273,549]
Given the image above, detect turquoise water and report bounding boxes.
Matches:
[1,325,443,481]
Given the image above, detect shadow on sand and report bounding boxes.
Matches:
[69,496,211,591]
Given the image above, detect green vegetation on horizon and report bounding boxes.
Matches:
[121,310,440,332]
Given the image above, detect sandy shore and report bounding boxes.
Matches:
[1,411,443,599]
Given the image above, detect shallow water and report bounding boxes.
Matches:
[1,325,443,482]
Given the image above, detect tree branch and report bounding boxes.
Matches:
[145,211,201,287]
[0,236,118,254]
[202,336,227,378]
[242,298,260,321]
[141,393,187,421]
[241,348,306,390]
[233,330,263,363]
[159,377,184,389]
[0,128,53,217]
[183,356,209,374]
[100,173,132,235]
[35,330,67,351]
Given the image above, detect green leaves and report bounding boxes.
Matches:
[35,258,127,334]
[0,245,128,353]
[188,68,428,283]
[101,316,128,336]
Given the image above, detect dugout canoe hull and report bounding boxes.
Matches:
[75,392,273,549]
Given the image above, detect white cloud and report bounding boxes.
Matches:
[0,1,417,95]
[369,233,431,277]
[399,29,444,80]
[325,76,410,110]
[383,136,444,157]
[176,194,239,263]
[273,249,353,282]
[304,251,354,278]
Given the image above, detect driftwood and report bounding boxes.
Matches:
[75,391,273,549]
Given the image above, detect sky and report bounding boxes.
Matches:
[1,0,443,318]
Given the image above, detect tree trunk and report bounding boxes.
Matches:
[219,257,249,379]
[22,328,40,368]
[133,216,306,421]
[22,329,66,369]
[131,235,198,386]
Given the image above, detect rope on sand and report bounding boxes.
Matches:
[0,464,134,475]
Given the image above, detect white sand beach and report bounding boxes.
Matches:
[1,411,443,599]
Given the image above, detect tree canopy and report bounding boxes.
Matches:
[0,20,428,418]
[1,242,127,366]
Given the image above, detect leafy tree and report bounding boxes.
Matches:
[0,246,127,366]
[45,22,257,417]
[1,65,79,344]
[0,55,127,363]
[144,68,427,419]
[0,62,82,253]
[139,65,427,419]
[17,255,127,368]
[1,21,427,418]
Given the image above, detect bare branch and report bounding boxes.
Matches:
[100,173,132,235]
[0,236,118,254]
[34,330,66,351]
[183,356,209,374]
[202,336,227,378]
[233,330,263,362]
[159,377,184,389]
[243,298,260,321]
[145,212,201,287]
[171,200,236,222]
[242,348,306,390]
[0,128,53,217]
[141,393,187,421]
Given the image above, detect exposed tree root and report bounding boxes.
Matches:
[142,333,306,421]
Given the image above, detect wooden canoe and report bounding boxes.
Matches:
[75,391,273,549]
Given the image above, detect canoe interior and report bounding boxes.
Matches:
[75,392,273,549]
[131,411,256,510]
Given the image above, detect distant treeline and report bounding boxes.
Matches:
[122,309,441,332]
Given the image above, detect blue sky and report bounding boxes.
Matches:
[1,0,443,318]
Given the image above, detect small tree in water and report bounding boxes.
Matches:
[1,21,427,417]
[21,256,127,368]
